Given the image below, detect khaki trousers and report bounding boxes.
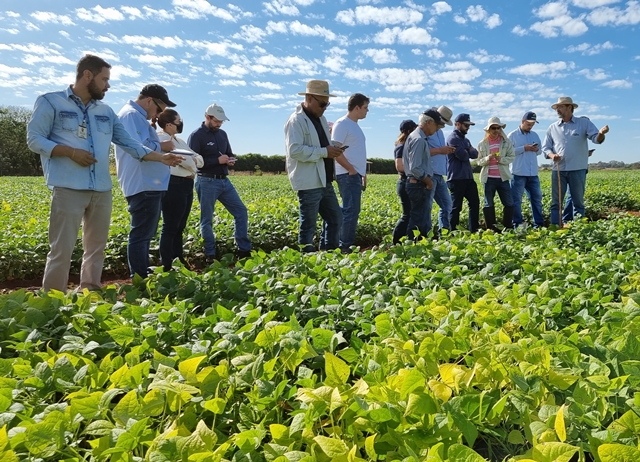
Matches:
[43,187,112,292]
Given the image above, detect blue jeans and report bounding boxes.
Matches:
[511,175,544,227]
[448,179,480,232]
[297,184,343,252]
[126,190,164,278]
[405,179,431,240]
[336,173,362,250]
[483,177,514,208]
[160,176,194,270]
[392,177,411,244]
[564,185,574,221]
[427,174,452,233]
[195,176,251,256]
[550,169,587,225]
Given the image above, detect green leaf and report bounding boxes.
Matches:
[532,442,579,462]
[107,326,135,346]
[112,390,141,426]
[71,392,101,419]
[598,443,640,462]
[324,352,350,387]
[364,434,377,461]
[84,420,115,436]
[203,398,226,415]
[313,435,348,458]
[179,355,206,385]
[141,388,165,416]
[404,392,437,417]
[447,443,487,462]
[398,368,425,400]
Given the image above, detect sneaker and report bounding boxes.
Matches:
[236,250,251,259]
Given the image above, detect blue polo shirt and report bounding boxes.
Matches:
[508,127,542,177]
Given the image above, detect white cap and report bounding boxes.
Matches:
[205,103,229,121]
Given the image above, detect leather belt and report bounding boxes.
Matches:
[198,173,227,179]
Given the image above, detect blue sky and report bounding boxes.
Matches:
[0,0,638,163]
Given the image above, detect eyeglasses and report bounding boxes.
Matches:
[151,98,165,114]
[311,95,330,108]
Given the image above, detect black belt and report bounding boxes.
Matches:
[198,173,227,179]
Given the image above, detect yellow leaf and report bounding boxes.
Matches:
[555,404,567,442]
[428,379,452,403]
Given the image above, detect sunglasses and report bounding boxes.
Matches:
[489,126,501,130]
[311,95,330,108]
[151,98,165,113]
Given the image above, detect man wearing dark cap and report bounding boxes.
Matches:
[403,108,444,240]
[508,111,544,228]
[116,84,178,278]
[446,113,480,232]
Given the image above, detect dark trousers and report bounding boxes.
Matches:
[392,177,411,243]
[126,190,164,278]
[160,175,194,271]
[448,179,480,232]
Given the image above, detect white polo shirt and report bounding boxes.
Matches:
[331,115,367,176]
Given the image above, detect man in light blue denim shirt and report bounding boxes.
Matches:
[508,111,544,228]
[27,55,182,292]
[542,96,609,225]
[116,84,178,278]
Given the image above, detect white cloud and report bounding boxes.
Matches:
[252,81,282,90]
[1,28,19,35]
[512,25,527,36]
[571,0,621,7]
[59,31,70,39]
[587,1,640,26]
[480,79,511,89]
[0,64,28,76]
[31,11,75,26]
[233,25,267,43]
[431,1,452,15]
[5,11,20,18]
[457,35,473,41]
[374,26,439,46]
[120,7,144,19]
[131,54,176,64]
[577,68,610,80]
[76,6,125,23]
[336,6,423,26]
[217,64,249,77]
[507,61,576,79]
[110,64,141,80]
[453,14,467,24]
[289,20,338,41]
[362,48,398,64]
[219,79,247,86]
[468,49,512,64]
[264,0,300,16]
[601,79,632,89]
[426,49,445,59]
[565,40,620,55]
[250,93,285,100]
[530,3,589,37]
[434,82,473,93]
[172,0,237,21]
[465,5,502,28]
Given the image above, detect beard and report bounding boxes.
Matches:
[208,122,220,132]
[88,78,106,100]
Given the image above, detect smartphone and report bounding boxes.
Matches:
[588,149,595,156]
[340,145,349,151]
[532,142,538,146]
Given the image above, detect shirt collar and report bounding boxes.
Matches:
[559,116,576,126]
[66,85,95,109]
[129,100,149,118]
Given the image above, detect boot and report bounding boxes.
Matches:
[483,206,497,231]
[502,206,514,231]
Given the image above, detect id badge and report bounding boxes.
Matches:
[78,123,87,139]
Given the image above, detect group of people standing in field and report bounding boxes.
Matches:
[26,54,610,293]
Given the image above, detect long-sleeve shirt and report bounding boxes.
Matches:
[542,116,601,172]
[446,129,478,181]
[507,127,542,177]
[476,135,516,183]
[157,130,204,177]
[27,86,151,192]
[402,126,432,181]
[115,100,169,197]
[188,123,233,176]
[427,129,447,176]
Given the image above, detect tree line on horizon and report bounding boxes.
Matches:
[1,105,637,177]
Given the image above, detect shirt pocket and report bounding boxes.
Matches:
[94,115,112,134]
[59,111,79,131]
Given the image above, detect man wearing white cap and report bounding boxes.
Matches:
[542,96,609,225]
[188,103,251,261]
[284,79,344,252]
[508,111,544,228]
[426,105,456,236]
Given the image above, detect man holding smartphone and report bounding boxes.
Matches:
[508,111,544,228]
[331,92,370,253]
[188,103,251,262]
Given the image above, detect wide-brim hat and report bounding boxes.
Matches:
[483,116,506,131]
[551,96,578,109]
[298,79,336,97]
[438,105,453,126]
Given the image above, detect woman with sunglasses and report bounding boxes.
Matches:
[156,109,204,270]
[476,117,516,231]
[391,119,418,243]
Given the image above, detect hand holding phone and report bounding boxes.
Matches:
[340,145,349,151]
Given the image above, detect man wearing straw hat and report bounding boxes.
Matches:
[542,96,609,225]
[284,80,344,252]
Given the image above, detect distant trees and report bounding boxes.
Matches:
[0,106,42,176]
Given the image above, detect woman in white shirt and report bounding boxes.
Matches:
[157,109,204,271]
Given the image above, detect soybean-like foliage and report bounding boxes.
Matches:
[1,171,640,282]
[2,213,640,460]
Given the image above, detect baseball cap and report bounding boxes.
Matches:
[523,111,539,123]
[399,119,417,132]
[140,84,176,107]
[423,108,445,126]
[455,113,475,125]
[205,103,230,121]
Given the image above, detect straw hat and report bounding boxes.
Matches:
[551,96,578,109]
[298,80,336,97]
[483,116,506,131]
[437,105,453,126]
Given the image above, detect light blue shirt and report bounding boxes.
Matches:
[27,86,151,192]
[542,116,600,172]
[507,127,542,177]
[403,126,432,180]
[115,100,170,197]
[427,129,447,176]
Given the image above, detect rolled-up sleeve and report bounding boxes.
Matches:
[586,119,601,144]
[27,95,58,158]
[111,117,152,160]
[285,117,327,163]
